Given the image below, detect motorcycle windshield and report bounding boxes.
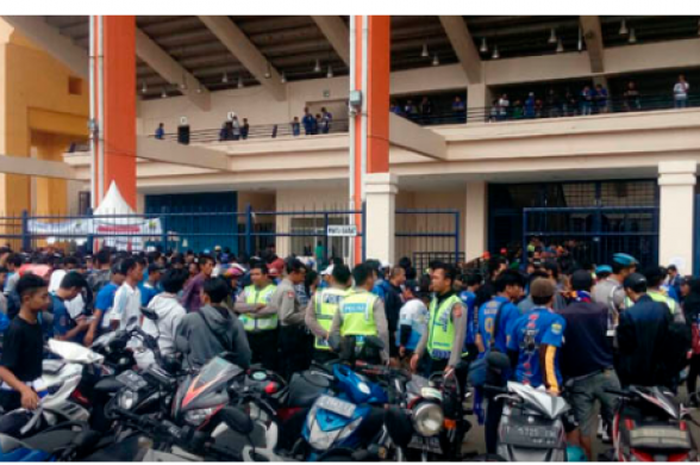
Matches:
[48,338,104,365]
[181,356,243,409]
[631,386,681,420]
[507,381,569,420]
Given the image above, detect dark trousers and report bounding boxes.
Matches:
[312,349,338,365]
[279,325,313,380]
[687,354,700,403]
[485,394,504,454]
[247,329,279,372]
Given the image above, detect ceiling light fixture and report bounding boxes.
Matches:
[141,80,148,94]
[326,65,334,78]
[314,59,321,73]
[556,37,564,53]
[492,45,500,60]
[479,37,488,54]
[280,71,287,83]
[161,87,167,99]
[264,62,271,79]
[180,79,188,91]
[432,53,440,66]
[196,84,203,94]
[619,19,628,36]
[421,42,429,58]
[578,27,583,52]
[628,28,637,44]
[222,72,228,84]
[237,75,244,89]
[548,28,557,44]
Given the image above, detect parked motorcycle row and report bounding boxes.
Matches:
[0,319,698,462]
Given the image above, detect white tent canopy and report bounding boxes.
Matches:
[93,181,136,220]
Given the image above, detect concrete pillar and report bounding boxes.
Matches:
[365,173,398,263]
[658,160,696,275]
[465,181,488,263]
[467,83,492,123]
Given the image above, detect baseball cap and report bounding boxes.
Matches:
[225,263,246,278]
[530,278,556,298]
[148,263,164,275]
[380,260,392,269]
[623,273,647,293]
[613,253,638,267]
[269,267,280,278]
[571,270,594,291]
[321,265,334,276]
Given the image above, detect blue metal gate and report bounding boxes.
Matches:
[522,206,659,268]
[395,209,463,270]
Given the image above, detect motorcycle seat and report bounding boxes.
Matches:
[288,371,331,408]
[22,430,77,453]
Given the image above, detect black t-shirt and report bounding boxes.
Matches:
[1,316,44,382]
[558,301,614,379]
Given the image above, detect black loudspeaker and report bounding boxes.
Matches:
[177,124,190,145]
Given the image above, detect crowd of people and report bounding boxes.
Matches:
[290,107,334,136]
[0,243,696,459]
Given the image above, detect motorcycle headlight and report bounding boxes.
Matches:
[412,402,443,437]
[184,407,217,426]
[118,390,138,410]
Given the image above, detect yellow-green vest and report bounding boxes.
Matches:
[240,284,277,332]
[339,290,378,342]
[314,288,349,350]
[648,290,678,315]
[427,294,463,360]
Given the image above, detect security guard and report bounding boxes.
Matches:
[643,266,684,322]
[305,264,352,363]
[272,258,308,379]
[410,262,467,377]
[329,263,390,364]
[233,263,278,371]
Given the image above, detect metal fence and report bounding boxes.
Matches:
[522,206,659,268]
[0,206,467,266]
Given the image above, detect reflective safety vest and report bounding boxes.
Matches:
[427,294,464,360]
[339,290,379,344]
[648,291,679,315]
[314,287,349,351]
[239,284,278,332]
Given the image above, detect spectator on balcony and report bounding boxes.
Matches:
[231,116,241,141]
[564,88,577,116]
[321,107,333,134]
[241,118,250,140]
[624,81,641,111]
[524,92,536,119]
[674,74,690,109]
[452,96,466,112]
[489,99,499,122]
[291,117,301,137]
[497,94,509,121]
[420,96,433,116]
[219,122,229,142]
[512,100,524,119]
[404,100,418,116]
[546,89,560,118]
[595,84,609,113]
[302,107,315,136]
[535,98,544,118]
[390,101,402,115]
[581,85,594,115]
[155,123,165,140]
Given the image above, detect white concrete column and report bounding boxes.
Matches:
[465,181,488,263]
[658,160,696,275]
[365,173,398,263]
[467,83,491,123]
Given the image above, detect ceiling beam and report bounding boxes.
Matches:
[135,28,211,111]
[439,16,482,84]
[198,16,286,101]
[136,136,229,172]
[389,114,446,161]
[311,16,350,66]
[1,16,88,78]
[0,154,77,180]
[580,16,605,73]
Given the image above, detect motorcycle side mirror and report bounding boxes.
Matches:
[384,405,413,448]
[125,315,139,329]
[219,406,254,436]
[140,306,158,322]
[487,351,511,370]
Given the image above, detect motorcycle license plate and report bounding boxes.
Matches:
[315,395,356,418]
[408,435,443,454]
[501,424,559,448]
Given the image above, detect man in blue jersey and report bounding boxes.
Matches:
[459,271,482,360]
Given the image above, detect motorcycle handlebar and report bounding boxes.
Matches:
[483,384,509,394]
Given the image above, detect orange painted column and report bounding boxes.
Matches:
[92,16,137,209]
[350,16,391,263]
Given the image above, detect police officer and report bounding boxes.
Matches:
[273,258,308,379]
[410,262,467,377]
[305,264,352,363]
[233,263,278,371]
[643,266,684,323]
[329,263,390,364]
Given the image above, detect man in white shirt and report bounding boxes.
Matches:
[674,74,690,108]
[111,258,144,330]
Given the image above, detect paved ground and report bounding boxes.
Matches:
[460,388,700,460]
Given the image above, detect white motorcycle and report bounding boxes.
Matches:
[0,339,104,438]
